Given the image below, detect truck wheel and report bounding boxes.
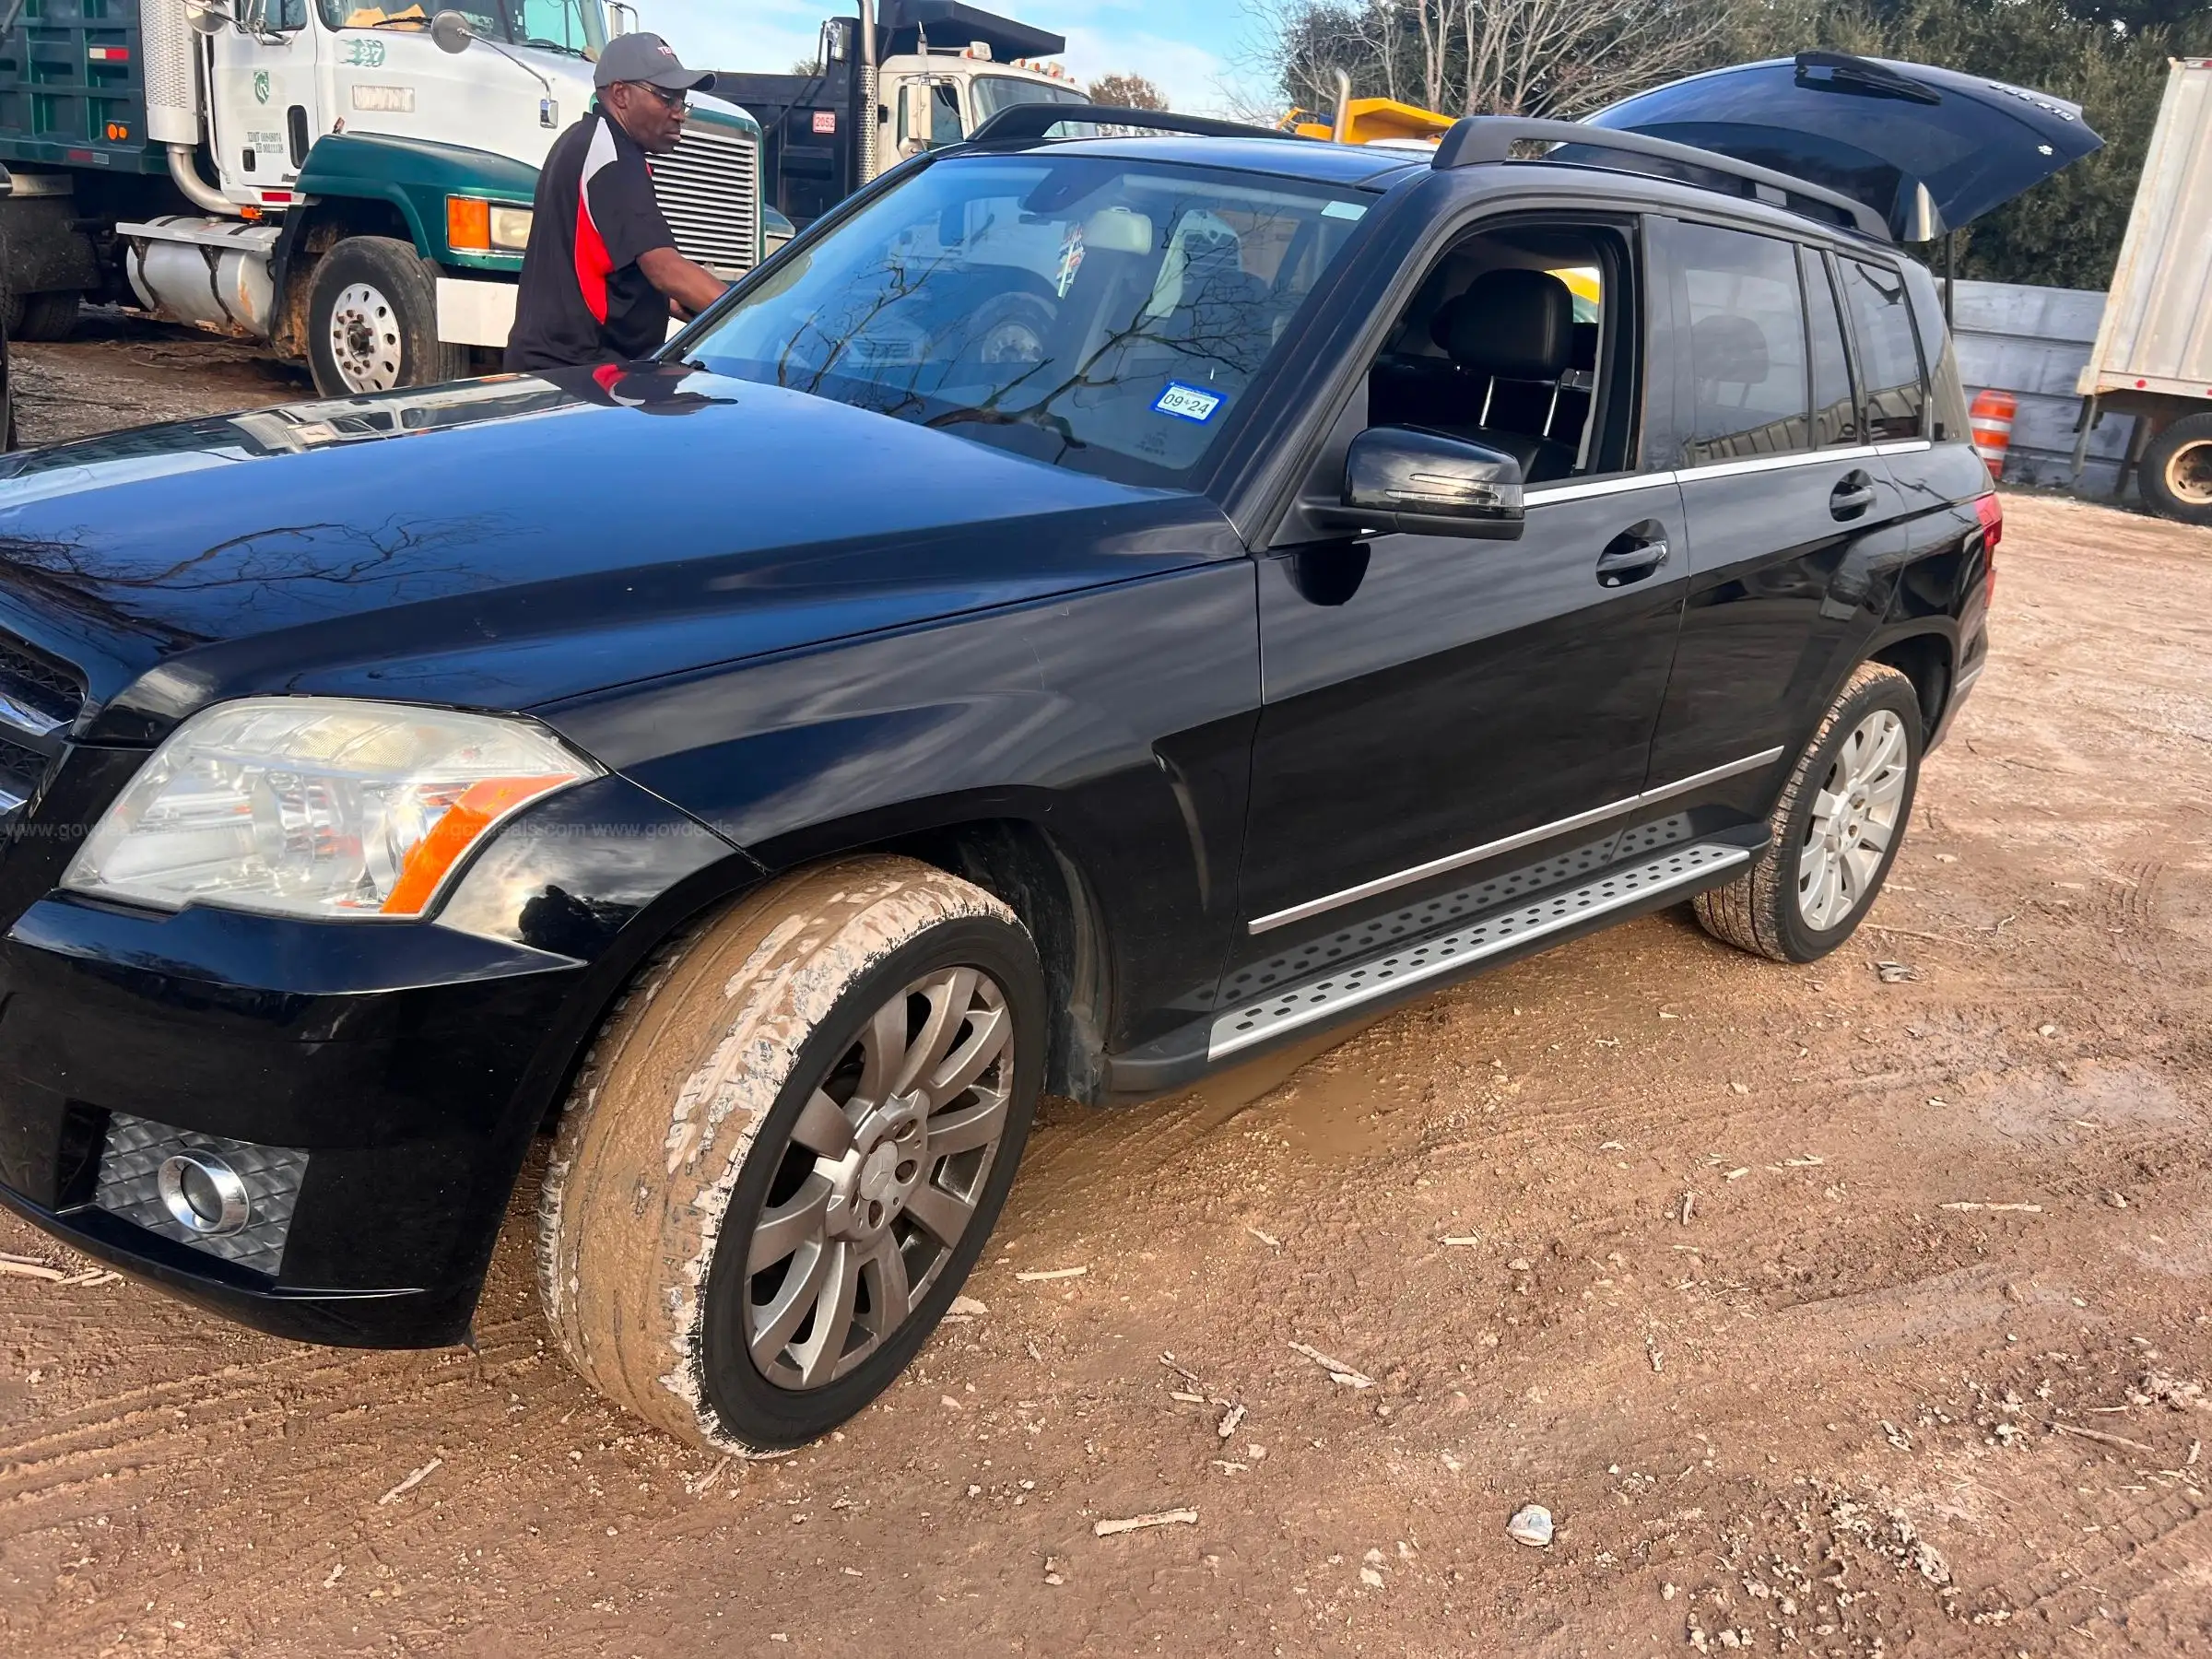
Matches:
[7,290,77,342]
[1693,663,1922,964]
[2139,411,2212,528]
[538,856,1045,1453]
[306,237,465,397]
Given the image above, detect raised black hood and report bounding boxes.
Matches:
[0,366,1232,742]
[1589,53,2105,241]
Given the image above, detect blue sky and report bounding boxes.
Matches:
[647,2,1262,116]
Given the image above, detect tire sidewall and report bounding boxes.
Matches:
[306,239,449,397]
[1768,675,1924,962]
[693,912,1046,1447]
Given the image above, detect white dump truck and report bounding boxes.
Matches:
[2076,56,2212,525]
[0,1,765,395]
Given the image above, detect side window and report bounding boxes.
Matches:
[1900,260,1972,444]
[1801,247,1861,450]
[1361,223,1637,485]
[1673,223,1810,465]
[896,82,966,152]
[1839,259,1926,441]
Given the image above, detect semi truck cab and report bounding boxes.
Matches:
[0,0,765,395]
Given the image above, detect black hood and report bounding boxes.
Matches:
[0,366,1230,738]
[1589,53,2104,240]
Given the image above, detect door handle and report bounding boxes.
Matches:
[1595,535,1670,588]
[1830,471,1877,520]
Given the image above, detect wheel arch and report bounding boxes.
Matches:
[1867,629,1954,742]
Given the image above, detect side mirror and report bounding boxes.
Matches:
[903,82,935,150]
[1315,426,1526,539]
[430,9,477,53]
[185,0,233,35]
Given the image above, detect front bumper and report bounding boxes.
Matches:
[0,760,752,1347]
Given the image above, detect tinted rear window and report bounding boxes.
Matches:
[1839,260,1926,442]
[1674,222,1811,465]
[1900,259,1973,445]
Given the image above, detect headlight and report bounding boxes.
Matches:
[490,204,535,253]
[62,699,599,922]
[446,196,535,254]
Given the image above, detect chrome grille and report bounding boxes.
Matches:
[93,1112,310,1279]
[0,631,83,814]
[653,123,762,279]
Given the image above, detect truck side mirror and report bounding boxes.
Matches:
[903,83,935,151]
[184,0,233,35]
[430,9,477,54]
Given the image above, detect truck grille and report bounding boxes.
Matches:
[654,124,762,280]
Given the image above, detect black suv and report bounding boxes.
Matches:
[0,57,2072,1453]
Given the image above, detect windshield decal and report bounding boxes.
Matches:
[1154,383,1226,424]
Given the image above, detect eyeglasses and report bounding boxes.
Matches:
[627,82,689,112]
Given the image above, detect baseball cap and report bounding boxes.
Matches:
[594,32,717,94]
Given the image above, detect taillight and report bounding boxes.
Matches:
[1974,491,2002,607]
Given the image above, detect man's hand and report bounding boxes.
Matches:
[639,246,729,322]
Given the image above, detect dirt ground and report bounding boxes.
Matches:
[2,324,2210,1658]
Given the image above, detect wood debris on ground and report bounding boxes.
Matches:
[1288,1342,1374,1389]
[377,1457,442,1506]
[1015,1266,1088,1283]
[1094,1508,1198,1538]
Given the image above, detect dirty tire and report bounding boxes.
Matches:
[305,236,465,398]
[2138,411,2212,528]
[9,289,77,342]
[538,856,1045,1453]
[1694,663,1923,964]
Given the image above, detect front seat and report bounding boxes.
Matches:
[1429,269,1580,484]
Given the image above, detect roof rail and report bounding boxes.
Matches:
[969,103,1311,147]
[1431,116,1892,242]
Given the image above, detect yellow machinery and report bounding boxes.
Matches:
[1279,98,1458,148]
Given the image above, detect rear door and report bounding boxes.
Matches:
[1642,216,1912,805]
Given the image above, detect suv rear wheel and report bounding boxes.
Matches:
[1694,662,1923,963]
[538,856,1044,1452]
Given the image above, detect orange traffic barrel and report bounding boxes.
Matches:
[1970,389,2017,481]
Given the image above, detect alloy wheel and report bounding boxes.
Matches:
[1797,707,1909,930]
[742,968,1015,1391]
[327,281,404,393]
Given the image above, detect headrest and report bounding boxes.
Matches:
[1433,269,1574,381]
[1692,312,1771,386]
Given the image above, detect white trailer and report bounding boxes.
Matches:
[2075,57,2212,524]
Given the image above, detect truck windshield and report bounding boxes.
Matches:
[971,76,1091,123]
[680,156,1374,488]
[322,0,606,54]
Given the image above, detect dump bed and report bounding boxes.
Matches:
[0,0,176,175]
[2079,59,2212,401]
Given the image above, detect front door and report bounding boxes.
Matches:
[1226,216,1688,996]
[206,3,320,202]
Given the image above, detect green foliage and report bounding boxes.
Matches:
[1732,0,2209,288]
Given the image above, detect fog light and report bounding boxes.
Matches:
[158,1153,251,1238]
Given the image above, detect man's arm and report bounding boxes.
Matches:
[639,246,728,321]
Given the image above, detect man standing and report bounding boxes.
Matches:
[507,33,731,373]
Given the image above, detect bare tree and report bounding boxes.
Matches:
[1253,0,1735,121]
[1088,72,1171,111]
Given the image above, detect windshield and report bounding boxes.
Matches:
[682,156,1374,487]
[971,76,1091,123]
[322,0,606,53]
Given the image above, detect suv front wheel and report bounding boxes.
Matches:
[538,856,1044,1453]
[1695,662,1923,963]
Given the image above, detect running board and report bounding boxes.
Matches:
[1206,841,1749,1062]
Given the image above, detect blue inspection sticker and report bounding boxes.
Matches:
[1154,382,1226,424]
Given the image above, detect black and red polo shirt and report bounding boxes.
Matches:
[507,105,677,371]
